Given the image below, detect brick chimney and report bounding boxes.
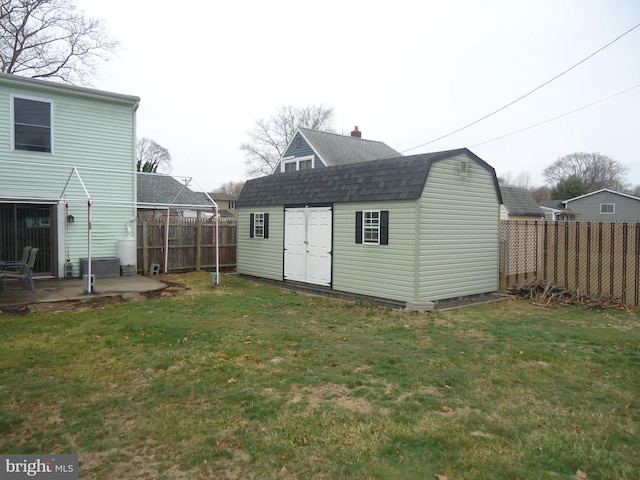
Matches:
[350,126,361,138]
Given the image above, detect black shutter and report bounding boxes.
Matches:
[249,213,255,238]
[380,210,389,245]
[264,213,269,239]
[355,211,363,244]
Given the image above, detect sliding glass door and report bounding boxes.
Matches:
[0,203,55,276]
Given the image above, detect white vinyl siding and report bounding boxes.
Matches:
[417,155,499,301]
[333,200,416,303]
[237,206,284,281]
[0,79,137,277]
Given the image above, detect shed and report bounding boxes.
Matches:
[237,148,502,311]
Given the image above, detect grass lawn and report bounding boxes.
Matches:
[1,272,639,479]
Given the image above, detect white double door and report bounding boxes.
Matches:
[284,207,332,286]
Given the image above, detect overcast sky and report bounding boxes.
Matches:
[76,0,640,192]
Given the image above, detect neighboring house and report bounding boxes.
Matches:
[273,127,400,173]
[562,189,640,222]
[538,200,578,221]
[137,174,221,220]
[539,189,640,222]
[237,148,502,311]
[207,191,238,219]
[499,184,544,220]
[0,73,139,278]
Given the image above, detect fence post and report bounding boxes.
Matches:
[196,212,202,271]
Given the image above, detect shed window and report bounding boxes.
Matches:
[355,210,389,245]
[249,213,269,238]
[600,203,615,214]
[13,97,52,153]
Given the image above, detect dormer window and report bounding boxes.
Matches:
[281,155,314,172]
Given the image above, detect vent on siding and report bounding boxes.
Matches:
[459,159,469,177]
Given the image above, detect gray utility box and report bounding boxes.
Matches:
[79,257,120,278]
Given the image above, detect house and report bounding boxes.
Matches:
[538,200,578,221]
[237,148,502,311]
[0,73,139,278]
[137,174,223,220]
[206,191,238,219]
[499,184,544,220]
[562,189,640,222]
[273,127,400,173]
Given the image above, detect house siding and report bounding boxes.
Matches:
[418,155,500,301]
[237,206,284,280]
[333,200,417,302]
[273,131,324,173]
[0,77,137,277]
[566,191,640,222]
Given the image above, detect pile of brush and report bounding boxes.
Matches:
[509,277,624,309]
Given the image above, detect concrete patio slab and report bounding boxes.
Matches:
[0,276,167,311]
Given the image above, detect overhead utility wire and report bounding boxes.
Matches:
[470,82,640,147]
[400,22,640,154]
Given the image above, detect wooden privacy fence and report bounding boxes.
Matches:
[137,217,236,274]
[500,220,640,307]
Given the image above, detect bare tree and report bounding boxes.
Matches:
[529,185,551,202]
[241,105,335,178]
[217,180,244,197]
[0,0,119,85]
[498,171,532,189]
[543,152,628,192]
[136,138,171,173]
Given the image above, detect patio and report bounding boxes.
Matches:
[0,275,167,313]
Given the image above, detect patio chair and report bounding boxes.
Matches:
[0,246,31,270]
[1,247,39,293]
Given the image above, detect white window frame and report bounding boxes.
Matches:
[11,94,54,154]
[363,210,380,245]
[281,155,314,172]
[254,212,265,238]
[600,203,615,214]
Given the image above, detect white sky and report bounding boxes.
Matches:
[76,0,640,192]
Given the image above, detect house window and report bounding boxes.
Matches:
[299,159,312,170]
[229,200,236,209]
[249,213,269,239]
[282,156,314,172]
[13,97,52,153]
[355,210,389,245]
[600,203,615,214]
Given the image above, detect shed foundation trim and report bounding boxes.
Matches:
[405,300,435,312]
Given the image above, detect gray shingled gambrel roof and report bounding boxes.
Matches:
[297,128,401,166]
[499,184,544,217]
[239,148,501,207]
[137,174,214,208]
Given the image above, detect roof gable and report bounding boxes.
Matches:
[564,188,640,205]
[137,174,214,208]
[499,184,544,217]
[277,128,400,172]
[239,148,500,207]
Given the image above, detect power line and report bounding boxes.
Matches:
[401,22,640,154]
[470,83,640,148]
